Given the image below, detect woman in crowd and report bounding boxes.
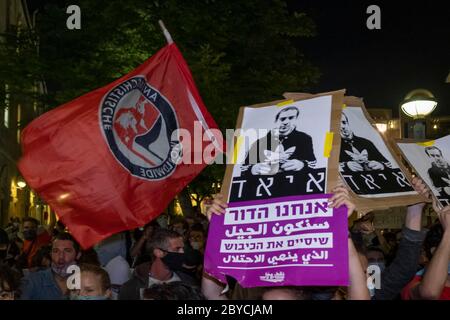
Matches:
[71,263,112,300]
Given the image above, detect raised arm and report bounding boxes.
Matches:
[329,184,370,300]
[201,273,229,300]
[374,177,429,300]
[412,201,450,300]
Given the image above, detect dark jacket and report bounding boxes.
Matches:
[373,227,426,300]
[340,134,389,167]
[118,262,198,300]
[244,130,316,165]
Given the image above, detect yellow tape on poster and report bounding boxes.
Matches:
[416,140,435,147]
[232,136,244,164]
[276,99,294,107]
[323,131,334,158]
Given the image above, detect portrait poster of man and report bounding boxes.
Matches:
[204,91,350,288]
[397,135,450,208]
[221,91,344,202]
[338,106,417,196]
[283,94,425,212]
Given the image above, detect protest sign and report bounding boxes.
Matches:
[204,194,349,287]
[204,91,348,287]
[397,135,450,208]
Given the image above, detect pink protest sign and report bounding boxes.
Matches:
[204,194,349,287]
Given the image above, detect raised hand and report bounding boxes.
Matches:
[206,194,228,221]
[411,177,432,202]
[329,183,356,218]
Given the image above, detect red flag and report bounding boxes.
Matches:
[18,43,222,249]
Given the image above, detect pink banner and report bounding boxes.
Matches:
[204,194,349,287]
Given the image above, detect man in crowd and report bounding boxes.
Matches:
[20,232,81,299]
[119,228,197,300]
[353,178,430,299]
[19,217,54,269]
[402,200,450,300]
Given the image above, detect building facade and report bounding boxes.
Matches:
[0,0,52,227]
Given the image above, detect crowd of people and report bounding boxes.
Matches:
[0,178,449,300]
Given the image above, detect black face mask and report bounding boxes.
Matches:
[160,250,185,271]
[23,229,37,241]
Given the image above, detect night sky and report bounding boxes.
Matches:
[290,0,450,116]
[28,1,449,116]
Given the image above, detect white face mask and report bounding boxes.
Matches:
[190,241,202,251]
[51,262,76,278]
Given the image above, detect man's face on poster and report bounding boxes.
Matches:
[427,148,448,168]
[275,109,298,136]
[340,114,353,139]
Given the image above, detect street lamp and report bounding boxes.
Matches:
[16,176,26,189]
[400,89,437,139]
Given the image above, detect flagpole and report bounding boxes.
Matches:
[158,20,173,44]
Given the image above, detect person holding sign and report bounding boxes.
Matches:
[401,199,450,300]
[203,184,370,300]
[339,112,391,173]
[425,146,450,197]
[244,106,316,175]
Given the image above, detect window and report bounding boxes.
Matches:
[4,84,10,128]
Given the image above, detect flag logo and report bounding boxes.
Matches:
[100,76,181,180]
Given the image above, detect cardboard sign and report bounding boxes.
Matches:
[203,194,349,287]
[283,93,426,213]
[204,90,348,287]
[397,135,450,209]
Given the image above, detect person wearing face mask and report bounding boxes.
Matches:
[119,229,198,300]
[188,224,206,254]
[70,263,112,300]
[18,217,53,269]
[359,178,430,300]
[402,202,450,300]
[19,232,81,300]
[182,224,206,280]
[366,247,386,273]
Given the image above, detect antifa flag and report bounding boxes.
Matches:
[18,43,222,249]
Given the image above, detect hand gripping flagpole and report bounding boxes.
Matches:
[158,20,173,44]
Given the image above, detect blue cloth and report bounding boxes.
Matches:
[94,232,127,266]
[19,268,65,300]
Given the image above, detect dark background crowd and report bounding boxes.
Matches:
[1,183,449,300]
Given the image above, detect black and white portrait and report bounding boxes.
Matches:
[398,137,450,207]
[243,106,317,175]
[339,107,415,197]
[228,95,332,202]
[425,146,450,195]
